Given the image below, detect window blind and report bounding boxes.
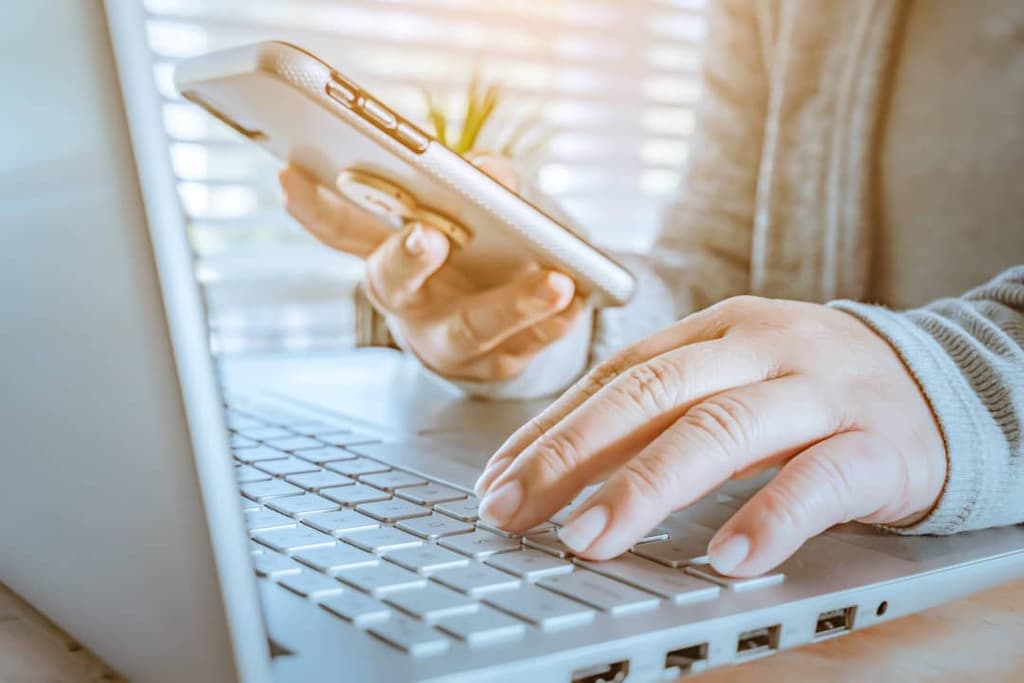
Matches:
[139,0,708,352]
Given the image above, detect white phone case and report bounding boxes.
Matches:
[174,41,635,306]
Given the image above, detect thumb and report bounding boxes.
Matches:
[467,152,520,192]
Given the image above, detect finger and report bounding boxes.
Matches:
[418,270,575,371]
[279,166,391,257]
[467,152,520,191]
[551,375,847,559]
[474,302,737,496]
[364,223,450,313]
[706,430,898,577]
[477,339,782,531]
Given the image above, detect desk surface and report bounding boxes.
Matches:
[3,578,1022,682]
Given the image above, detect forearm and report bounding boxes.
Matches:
[830,266,1024,534]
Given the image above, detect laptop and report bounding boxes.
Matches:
[3,2,1023,682]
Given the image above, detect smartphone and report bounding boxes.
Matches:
[174,41,635,307]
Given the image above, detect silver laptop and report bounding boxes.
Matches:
[3,3,1024,682]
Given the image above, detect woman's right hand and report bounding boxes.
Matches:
[279,158,585,382]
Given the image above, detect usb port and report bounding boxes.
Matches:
[736,625,780,658]
[571,659,629,683]
[815,606,856,638]
[664,642,708,676]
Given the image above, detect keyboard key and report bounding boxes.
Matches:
[326,457,390,478]
[577,555,721,604]
[288,420,349,437]
[484,550,574,580]
[396,513,475,539]
[321,483,390,506]
[235,446,291,464]
[396,483,467,506]
[237,426,294,441]
[385,545,469,573]
[430,564,521,596]
[227,415,266,430]
[336,562,427,595]
[278,571,345,599]
[436,606,526,645]
[384,583,478,620]
[483,585,595,631]
[241,479,304,502]
[263,436,324,452]
[293,446,356,466]
[236,465,271,484]
[255,457,319,478]
[317,431,380,447]
[301,509,379,535]
[253,526,335,553]
[320,591,390,625]
[341,527,423,554]
[357,499,431,523]
[245,508,297,532]
[438,530,520,558]
[684,564,785,591]
[267,493,339,517]
[240,496,259,512]
[253,552,304,577]
[631,534,712,567]
[538,570,659,615]
[360,471,428,491]
[434,497,481,522]
[476,521,553,538]
[637,526,671,544]
[523,530,575,558]
[293,544,379,573]
[286,469,353,492]
[249,540,265,555]
[368,614,450,657]
[231,435,260,450]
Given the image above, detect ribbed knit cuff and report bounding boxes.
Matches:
[828,300,992,535]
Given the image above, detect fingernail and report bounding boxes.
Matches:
[478,479,523,527]
[557,505,609,553]
[536,272,573,303]
[404,225,425,255]
[708,534,750,575]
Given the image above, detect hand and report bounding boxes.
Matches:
[279,155,584,382]
[474,296,947,576]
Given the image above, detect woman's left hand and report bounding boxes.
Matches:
[474,296,947,576]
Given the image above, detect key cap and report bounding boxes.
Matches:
[320,591,390,625]
[253,526,335,553]
[237,426,294,441]
[231,435,260,450]
[396,513,475,539]
[631,534,712,567]
[326,457,390,478]
[301,509,379,535]
[684,564,785,591]
[360,471,428,491]
[637,526,671,544]
[263,436,324,452]
[321,483,390,506]
[278,571,345,599]
[245,508,297,532]
[438,530,520,558]
[538,570,659,615]
[385,545,469,573]
[483,585,595,631]
[266,493,339,517]
[286,469,353,492]
[434,497,481,522]
[317,431,379,447]
[523,530,575,558]
[341,527,423,554]
[235,446,291,464]
[255,457,319,478]
[240,496,259,512]
[396,483,467,506]
[288,420,348,437]
[293,544,379,573]
[368,614,450,657]
[292,446,356,465]
[484,550,574,580]
[430,564,521,596]
[336,562,427,595]
[253,552,304,577]
[384,583,478,620]
[249,540,266,555]
[241,479,304,502]
[357,499,431,522]
[577,555,721,604]
[435,606,526,645]
[227,415,265,430]
[236,465,271,484]
[476,521,553,538]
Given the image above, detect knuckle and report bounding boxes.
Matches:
[612,358,679,413]
[680,395,757,467]
[530,426,589,482]
[443,307,486,354]
[755,484,808,531]
[620,453,677,507]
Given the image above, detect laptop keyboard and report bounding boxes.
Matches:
[227,400,784,657]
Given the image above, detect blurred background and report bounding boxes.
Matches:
[141,0,708,354]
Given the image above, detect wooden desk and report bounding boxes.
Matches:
[3,578,1023,682]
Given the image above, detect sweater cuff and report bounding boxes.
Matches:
[828,300,990,535]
